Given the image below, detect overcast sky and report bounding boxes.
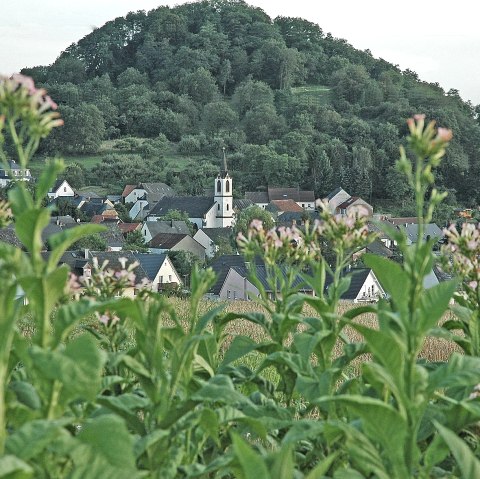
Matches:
[2,0,479,103]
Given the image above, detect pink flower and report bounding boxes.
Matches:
[436,127,453,142]
[250,219,263,231]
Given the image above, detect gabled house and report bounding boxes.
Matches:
[47,179,75,199]
[325,269,384,302]
[0,160,32,187]
[193,227,233,258]
[141,220,191,243]
[149,233,206,260]
[265,199,304,218]
[133,253,182,292]
[335,196,373,217]
[245,186,316,210]
[323,187,351,214]
[123,182,176,221]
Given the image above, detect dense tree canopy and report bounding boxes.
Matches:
[24,0,480,207]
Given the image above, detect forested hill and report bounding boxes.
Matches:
[22,0,480,210]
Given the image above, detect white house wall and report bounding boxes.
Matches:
[125,188,146,204]
[354,271,384,302]
[219,268,259,300]
[193,230,216,258]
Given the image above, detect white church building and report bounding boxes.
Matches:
[146,152,235,230]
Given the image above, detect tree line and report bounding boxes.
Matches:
[21,0,480,212]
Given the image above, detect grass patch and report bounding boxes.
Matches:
[291,84,333,106]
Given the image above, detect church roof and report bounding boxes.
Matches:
[149,196,215,219]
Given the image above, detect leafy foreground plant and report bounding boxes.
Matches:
[1,75,480,478]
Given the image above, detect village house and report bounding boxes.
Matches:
[123,182,176,221]
[149,232,206,260]
[193,227,233,258]
[245,186,316,210]
[141,220,191,243]
[207,255,385,302]
[147,157,235,229]
[47,179,75,199]
[133,253,182,292]
[323,187,373,217]
[0,160,32,188]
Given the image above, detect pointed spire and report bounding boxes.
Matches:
[222,147,228,174]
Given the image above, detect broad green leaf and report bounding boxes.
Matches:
[77,415,136,470]
[435,421,480,479]
[96,394,148,435]
[14,207,50,256]
[270,444,294,479]
[53,298,102,347]
[282,420,325,444]
[30,334,106,403]
[324,421,390,479]
[320,396,408,476]
[231,432,270,479]
[6,419,67,460]
[192,375,250,405]
[418,280,458,334]
[9,381,41,410]
[0,455,33,479]
[349,323,404,384]
[428,354,480,392]
[35,159,64,204]
[8,184,34,218]
[221,336,264,366]
[363,254,409,310]
[305,450,341,479]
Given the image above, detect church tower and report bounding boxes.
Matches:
[214,148,233,227]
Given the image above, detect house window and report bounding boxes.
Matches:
[217,204,220,211]
[302,203,305,208]
[226,204,229,211]
[64,186,67,192]
[233,291,237,300]
[217,180,221,193]
[160,276,163,283]
[227,290,231,299]
[226,180,230,193]
[168,275,172,282]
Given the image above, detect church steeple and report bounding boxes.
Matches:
[214,148,233,227]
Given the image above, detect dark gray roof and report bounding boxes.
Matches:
[245,191,269,203]
[87,251,148,282]
[200,228,233,242]
[144,220,191,236]
[324,269,373,300]
[149,233,189,248]
[230,265,310,293]
[209,254,265,295]
[98,223,125,248]
[366,239,393,257]
[400,223,444,243]
[149,196,215,218]
[325,187,345,201]
[233,199,254,210]
[276,211,321,227]
[133,253,168,281]
[140,183,176,203]
[0,225,23,248]
[268,187,315,202]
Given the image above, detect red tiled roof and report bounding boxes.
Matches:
[122,184,137,198]
[118,223,141,234]
[270,199,304,212]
